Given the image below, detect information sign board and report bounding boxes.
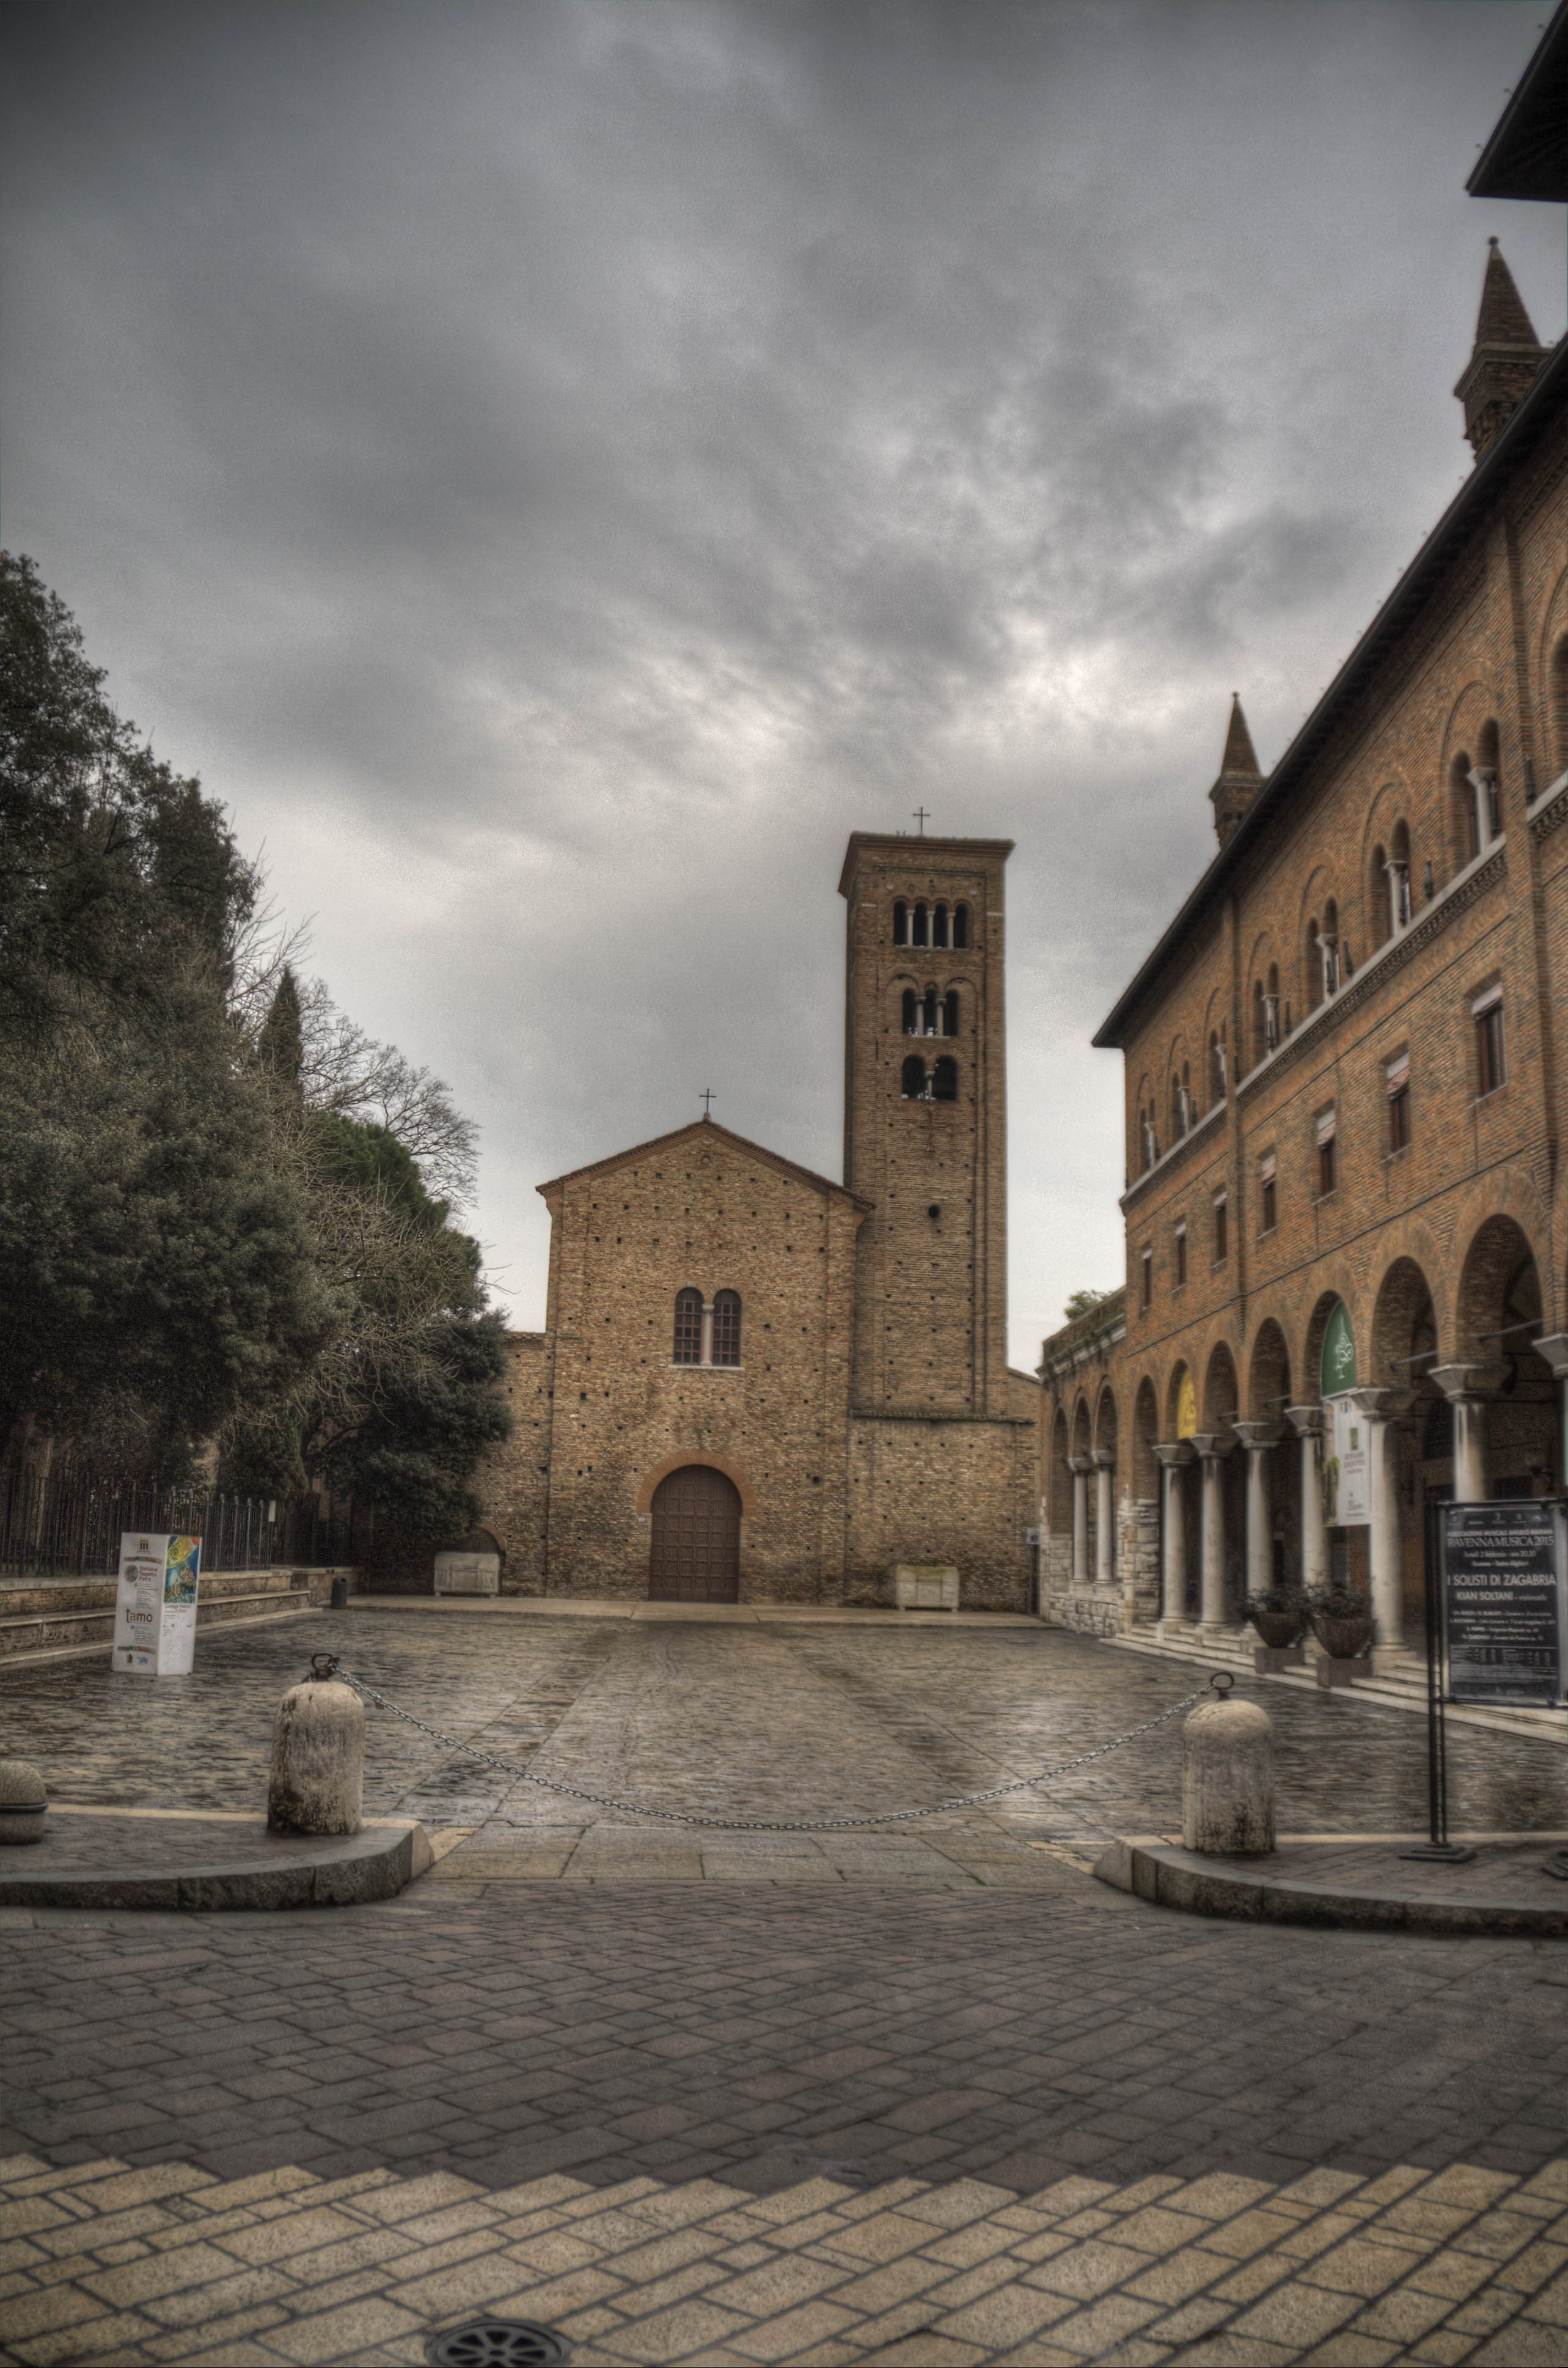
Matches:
[1443,1502,1566,1707]
[114,1532,202,1676]
[1322,1396,1371,1526]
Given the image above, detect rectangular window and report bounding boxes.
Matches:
[1316,1105,1336,1199]
[1386,1050,1410,1152]
[1140,1248,1152,1310]
[1213,1192,1228,1264]
[1259,1152,1277,1234]
[1473,985,1505,1096]
[1174,1223,1187,1288]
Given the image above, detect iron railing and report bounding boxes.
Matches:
[0,1468,358,1578]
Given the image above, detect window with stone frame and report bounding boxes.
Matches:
[1174,1221,1187,1289]
[901,1053,928,1099]
[932,1054,959,1102]
[673,1288,703,1365]
[1140,1247,1152,1309]
[711,1290,742,1367]
[1386,1050,1410,1152]
[1316,1105,1337,1198]
[1258,1151,1277,1234]
[1212,1190,1228,1264]
[1473,985,1505,1097]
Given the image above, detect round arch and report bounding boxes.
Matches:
[636,1452,757,1520]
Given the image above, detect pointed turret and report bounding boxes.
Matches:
[1453,240,1547,461]
[1209,694,1263,848]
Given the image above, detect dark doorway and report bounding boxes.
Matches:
[648,1466,742,1602]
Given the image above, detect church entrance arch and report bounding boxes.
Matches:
[648,1465,741,1603]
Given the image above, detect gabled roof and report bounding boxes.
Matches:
[1093,331,1568,1049]
[1467,2,1568,201]
[535,1114,871,1209]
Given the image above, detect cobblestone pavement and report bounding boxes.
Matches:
[4,1616,1568,2363]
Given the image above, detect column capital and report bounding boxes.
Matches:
[1151,1440,1195,1468]
[1231,1420,1282,1450]
[1091,1447,1115,1469]
[1429,1361,1507,1403]
[1189,1431,1235,1460]
[1344,1386,1414,1421]
[1067,1454,1093,1475]
[1532,1333,1568,1381]
[1284,1403,1324,1437]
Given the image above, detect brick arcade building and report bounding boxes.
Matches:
[1038,51,1568,1679]
[383,832,1039,1607]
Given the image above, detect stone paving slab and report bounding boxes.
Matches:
[4,2146,1565,2364]
[1096,1835,1568,1936]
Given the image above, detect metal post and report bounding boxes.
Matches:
[1399,1498,1474,1864]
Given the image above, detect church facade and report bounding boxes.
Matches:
[395,831,1039,1607]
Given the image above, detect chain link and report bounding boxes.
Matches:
[334,1661,1209,1833]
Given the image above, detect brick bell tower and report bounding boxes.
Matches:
[838,832,1014,1419]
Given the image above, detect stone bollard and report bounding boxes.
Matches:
[0,1760,47,1845]
[268,1658,364,1836]
[1182,1679,1275,1857]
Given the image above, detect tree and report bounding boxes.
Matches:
[257,965,304,1090]
[0,553,328,1469]
[1063,1288,1111,1322]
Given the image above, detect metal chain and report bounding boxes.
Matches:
[330,1660,1211,1833]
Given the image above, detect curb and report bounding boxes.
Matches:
[0,1819,431,1911]
[1093,1837,1568,1937]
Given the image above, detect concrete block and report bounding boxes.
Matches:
[267,1679,365,1836]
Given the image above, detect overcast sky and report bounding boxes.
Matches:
[4,0,1562,1366]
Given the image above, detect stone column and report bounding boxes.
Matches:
[1346,1387,1413,1651]
[1190,1433,1236,1636]
[1151,1443,1193,1632]
[1093,1450,1115,1590]
[1430,1364,1504,1504]
[1231,1422,1281,1605]
[1533,1336,1568,1494]
[1284,1406,1327,1590]
[1068,1456,1091,1586]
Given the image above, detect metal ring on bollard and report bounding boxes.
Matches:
[309,1653,342,1683]
[1209,1671,1235,1697]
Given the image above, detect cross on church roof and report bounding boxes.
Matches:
[912,807,929,835]
[700,1088,716,1116]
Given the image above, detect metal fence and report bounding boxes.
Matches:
[0,1468,355,1578]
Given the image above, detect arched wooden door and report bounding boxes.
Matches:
[648,1465,741,1603]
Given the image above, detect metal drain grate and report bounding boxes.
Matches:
[425,2320,570,2367]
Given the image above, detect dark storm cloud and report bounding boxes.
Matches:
[3,0,1561,1350]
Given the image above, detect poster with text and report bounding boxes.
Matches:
[1444,1502,1565,1707]
[114,1532,202,1675]
[1322,1396,1371,1527]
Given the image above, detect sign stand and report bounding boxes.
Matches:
[1399,1499,1475,1865]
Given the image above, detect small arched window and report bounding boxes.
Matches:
[673,1288,703,1366]
[1209,1029,1226,1105]
[1251,979,1266,1065]
[951,903,970,949]
[912,901,929,948]
[711,1290,741,1367]
[932,902,949,948]
[893,899,909,947]
[1370,845,1388,948]
[1266,963,1280,1051]
[1306,919,1322,1011]
[922,985,939,1036]
[1552,638,1568,778]
[932,1055,958,1102]
[902,988,918,1035]
[1453,751,1479,862]
[1322,899,1339,995]
[942,988,959,1038]
[901,1054,928,1099]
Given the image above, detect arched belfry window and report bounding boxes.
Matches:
[893,900,909,946]
[932,902,950,948]
[901,1054,928,1099]
[901,988,919,1035]
[912,900,929,947]
[923,985,939,1036]
[673,1289,703,1366]
[942,988,959,1037]
[711,1290,742,1367]
[952,903,970,949]
[932,1055,958,1101]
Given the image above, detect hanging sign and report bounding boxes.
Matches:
[1175,1369,1198,1441]
[1322,1397,1371,1527]
[1443,1502,1566,1707]
[1318,1300,1357,1397]
[114,1532,202,1676]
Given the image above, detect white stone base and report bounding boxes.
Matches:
[893,1564,959,1611]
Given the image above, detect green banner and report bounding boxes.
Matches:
[1319,1300,1357,1397]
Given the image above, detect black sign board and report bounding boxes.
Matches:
[1443,1502,1565,1707]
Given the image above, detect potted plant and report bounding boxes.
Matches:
[1244,1586,1308,1650]
[1306,1579,1374,1663]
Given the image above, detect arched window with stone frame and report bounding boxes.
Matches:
[901,1054,928,1100]
[942,988,959,1038]
[932,901,950,948]
[932,1055,958,1102]
[673,1288,703,1366]
[951,902,970,949]
[893,899,909,946]
[711,1290,742,1367]
[901,988,919,1035]
[912,900,929,948]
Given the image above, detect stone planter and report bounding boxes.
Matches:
[1250,1610,1305,1651]
[1313,1613,1373,1661]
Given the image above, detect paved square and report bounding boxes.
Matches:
[3,1613,1566,2361]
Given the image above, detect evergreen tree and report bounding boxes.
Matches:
[257,965,304,1090]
